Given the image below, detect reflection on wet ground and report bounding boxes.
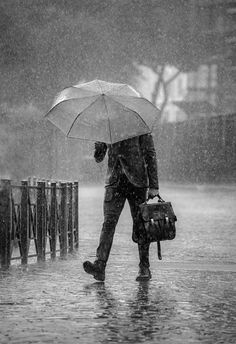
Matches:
[0,184,236,343]
[1,258,235,344]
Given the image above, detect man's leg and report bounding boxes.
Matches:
[83,186,126,281]
[96,186,126,262]
[127,186,151,280]
[136,242,151,280]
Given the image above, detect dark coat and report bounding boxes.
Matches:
[94,134,159,189]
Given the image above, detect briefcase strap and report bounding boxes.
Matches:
[157,241,162,260]
[144,223,162,260]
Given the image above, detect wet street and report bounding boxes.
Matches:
[1,183,236,344]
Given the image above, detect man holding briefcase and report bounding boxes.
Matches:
[83,133,159,282]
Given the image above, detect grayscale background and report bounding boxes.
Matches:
[0,1,235,343]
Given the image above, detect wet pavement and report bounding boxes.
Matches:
[1,183,236,344]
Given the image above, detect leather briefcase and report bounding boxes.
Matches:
[139,196,177,260]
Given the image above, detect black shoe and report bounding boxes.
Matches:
[136,266,152,281]
[83,260,106,281]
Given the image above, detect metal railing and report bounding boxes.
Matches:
[0,178,79,269]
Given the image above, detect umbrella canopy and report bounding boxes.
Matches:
[45,79,160,144]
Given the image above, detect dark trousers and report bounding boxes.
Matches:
[96,175,150,268]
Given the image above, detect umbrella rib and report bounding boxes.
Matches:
[66,97,100,137]
[108,97,152,130]
[102,96,113,144]
[135,97,160,130]
[45,96,99,116]
[104,83,126,95]
[110,96,160,130]
[110,84,140,96]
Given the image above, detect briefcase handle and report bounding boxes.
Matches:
[146,193,165,203]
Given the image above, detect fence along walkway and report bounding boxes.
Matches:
[0,178,79,269]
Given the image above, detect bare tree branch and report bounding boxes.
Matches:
[165,70,181,85]
[151,65,165,106]
[152,67,181,120]
[160,74,169,120]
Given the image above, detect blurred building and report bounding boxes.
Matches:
[136,0,236,122]
[175,0,236,119]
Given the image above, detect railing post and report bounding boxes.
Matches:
[0,179,12,269]
[20,180,29,265]
[68,182,73,253]
[74,181,79,250]
[60,182,68,258]
[37,181,46,262]
[50,182,57,259]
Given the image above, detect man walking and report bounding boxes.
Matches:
[83,133,159,281]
